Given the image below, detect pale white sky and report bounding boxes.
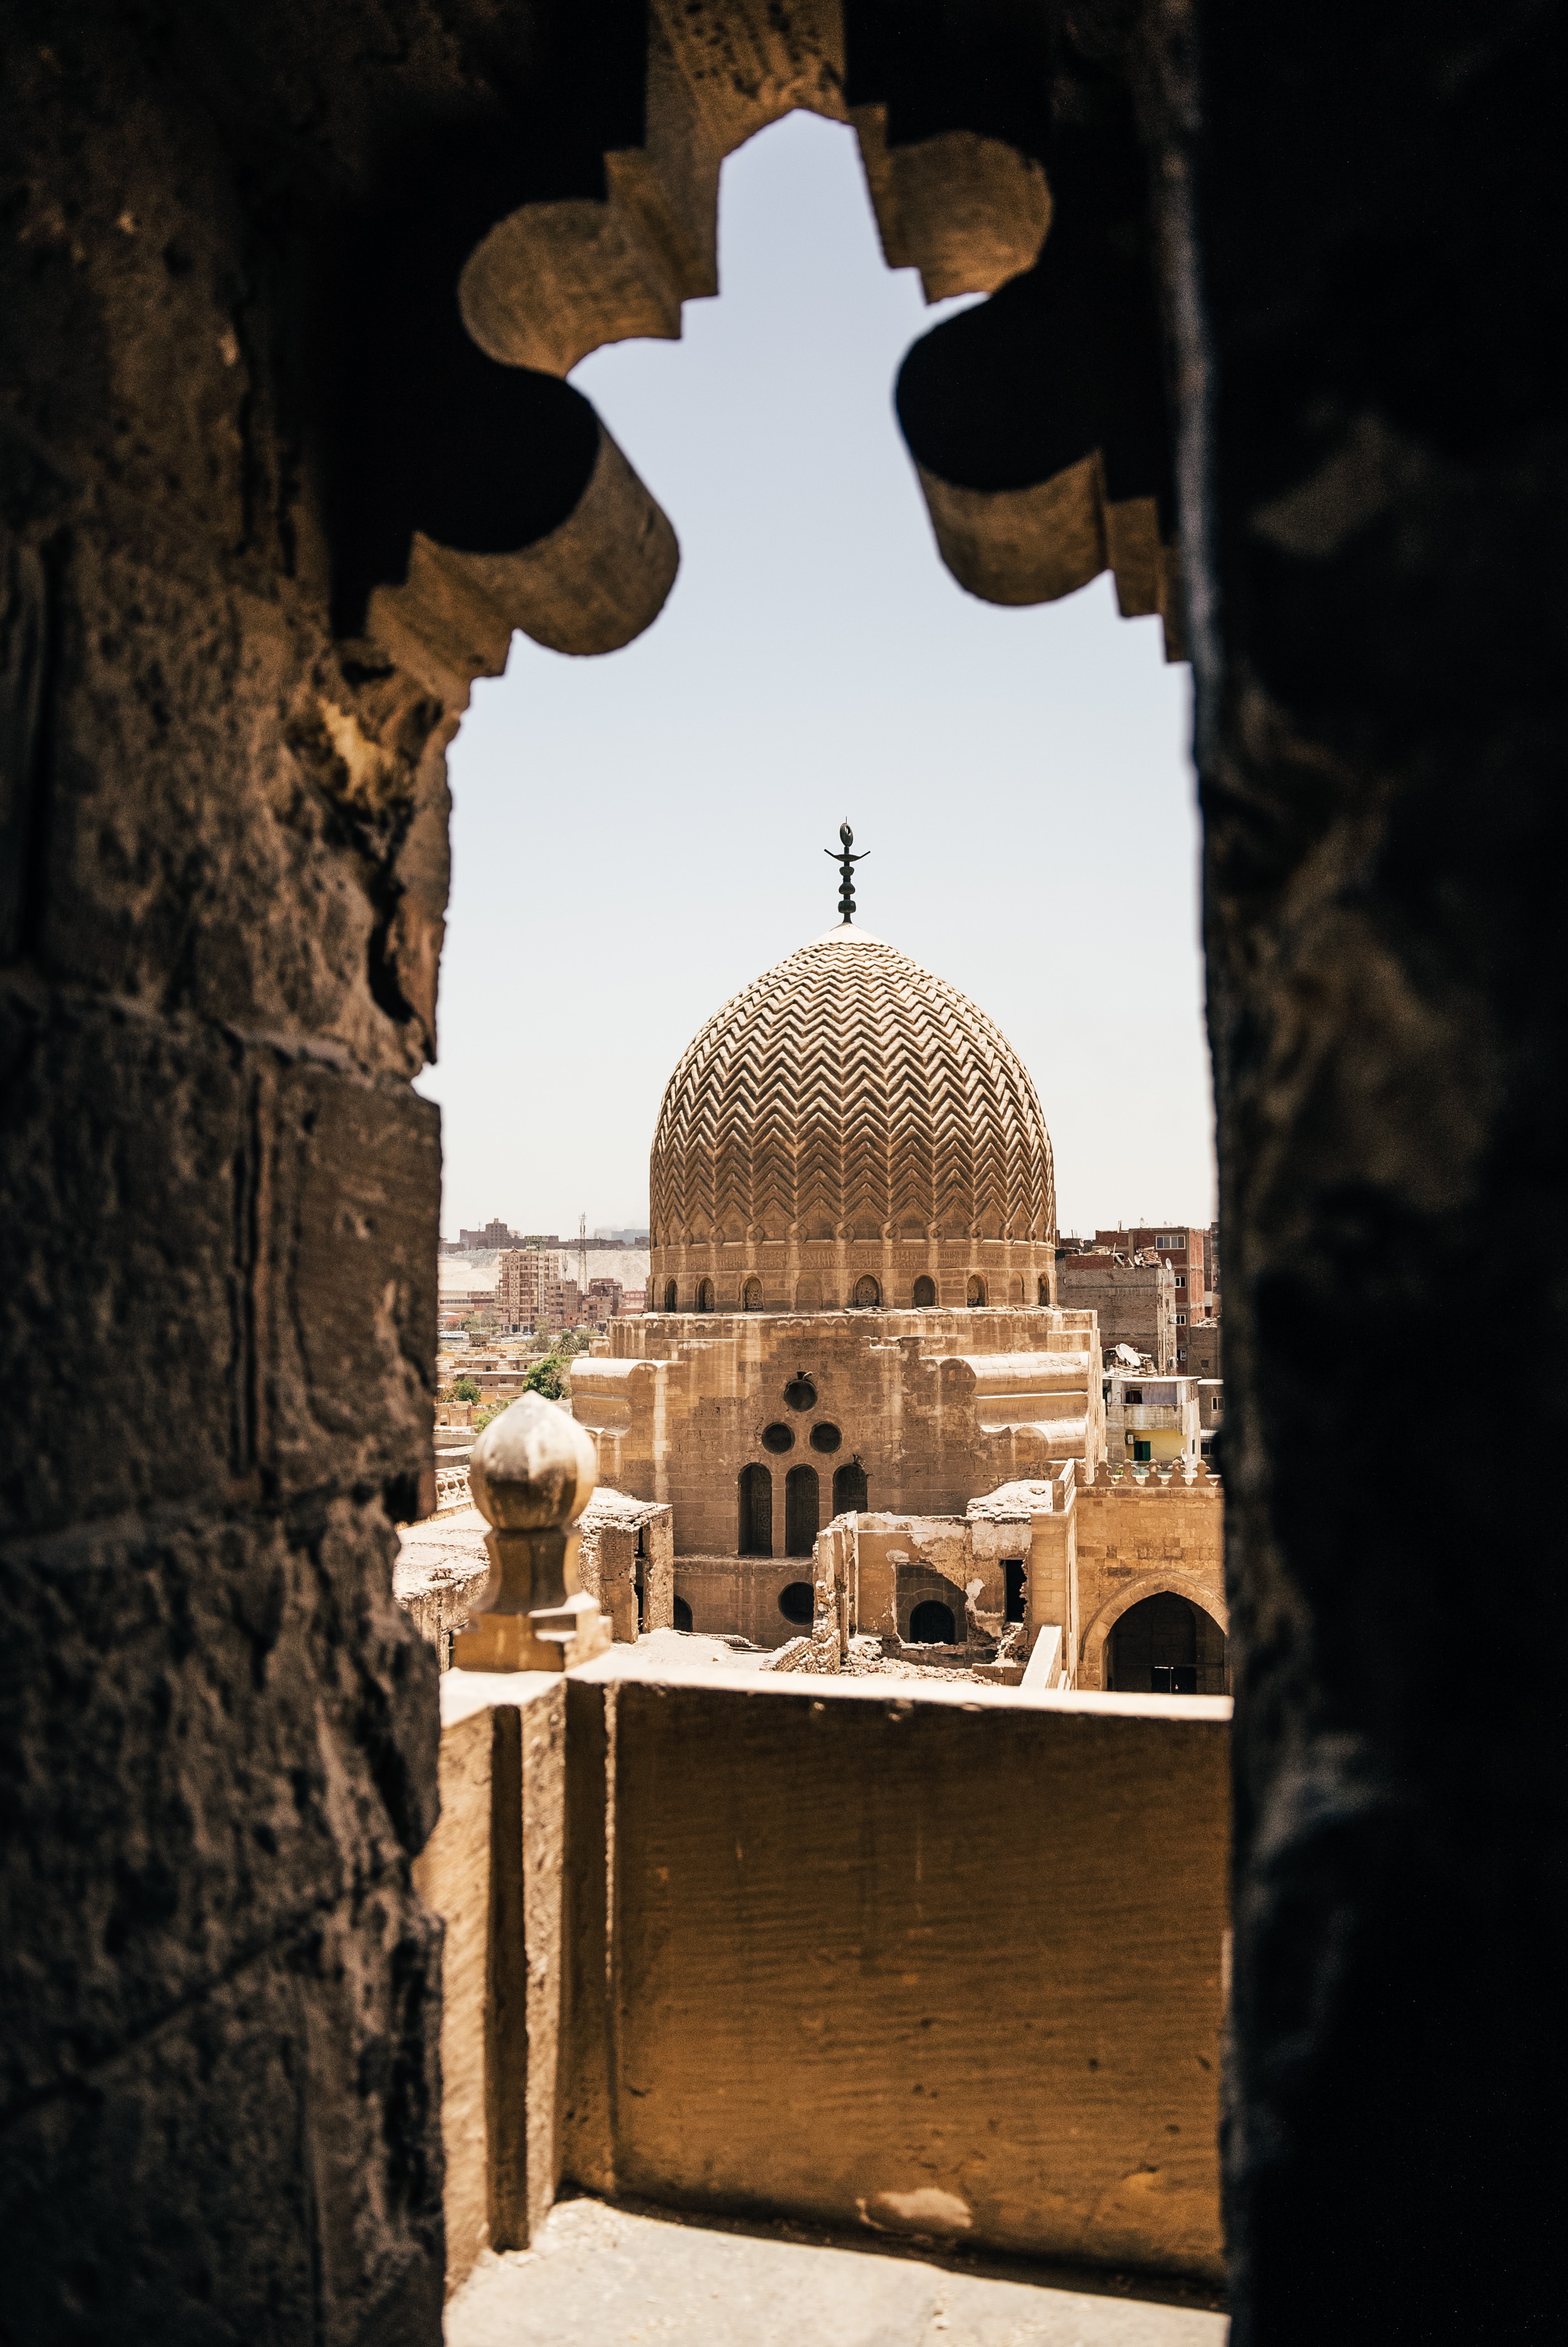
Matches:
[417,111,1214,1242]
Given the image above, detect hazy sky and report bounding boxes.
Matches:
[417,111,1213,1242]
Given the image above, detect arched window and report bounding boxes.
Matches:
[1108,1592,1230,1695]
[738,1463,772,1557]
[672,1595,692,1633]
[742,1276,763,1310]
[967,1275,985,1307]
[697,1278,715,1312]
[1037,1275,1049,1304]
[663,1278,677,1312]
[912,1274,936,1307]
[909,1599,955,1644]
[852,1274,880,1308]
[785,1464,819,1556]
[833,1459,868,1517]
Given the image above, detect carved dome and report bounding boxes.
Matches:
[650,926,1055,1256]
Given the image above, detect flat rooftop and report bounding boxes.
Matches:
[444,2194,1228,2347]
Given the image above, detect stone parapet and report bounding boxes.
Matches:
[420,1666,1230,2300]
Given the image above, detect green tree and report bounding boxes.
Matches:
[451,1375,480,1404]
[521,1354,567,1399]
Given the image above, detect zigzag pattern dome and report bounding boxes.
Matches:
[650,927,1056,1248]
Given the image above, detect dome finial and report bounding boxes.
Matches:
[825,821,868,924]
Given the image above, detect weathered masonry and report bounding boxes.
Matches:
[2,5,1560,2343]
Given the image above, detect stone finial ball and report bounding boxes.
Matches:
[468,1394,599,1531]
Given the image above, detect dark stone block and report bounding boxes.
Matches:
[265,1062,440,1507]
[0,993,440,1538]
[0,1896,444,2347]
[0,984,246,1538]
[0,1503,438,2124]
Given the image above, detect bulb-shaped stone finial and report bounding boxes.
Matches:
[469,1391,598,1531]
[453,1395,612,1674]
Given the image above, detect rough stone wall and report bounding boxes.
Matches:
[1072,1476,1226,1693]
[572,1306,1103,1553]
[0,8,475,2333]
[672,1554,817,1647]
[574,1490,674,1641]
[395,1523,491,1670]
[1058,1260,1177,1367]
[1145,8,1568,2332]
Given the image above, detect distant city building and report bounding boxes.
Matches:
[498,1248,566,1331]
[1105,1367,1203,1467]
[461,1219,524,1250]
[566,1277,624,1331]
[1057,1249,1177,1370]
[438,1249,501,1328]
[1092,1225,1212,1365]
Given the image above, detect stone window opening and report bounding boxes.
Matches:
[663,1278,677,1311]
[783,1374,817,1412]
[967,1275,986,1307]
[672,1596,693,1633]
[1003,1559,1027,1624]
[808,1421,841,1453]
[778,1581,814,1627]
[742,1275,763,1310]
[912,1274,936,1307]
[785,1464,820,1557]
[1038,1276,1049,1304]
[738,1463,772,1557]
[761,1421,795,1453]
[852,1274,881,1307]
[833,1458,868,1515]
[697,1278,716,1312]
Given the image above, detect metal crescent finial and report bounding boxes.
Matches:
[824,821,868,924]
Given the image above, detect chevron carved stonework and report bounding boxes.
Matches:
[649,927,1057,1312]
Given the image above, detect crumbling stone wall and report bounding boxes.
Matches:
[574,1488,674,1642]
[0,7,476,2333]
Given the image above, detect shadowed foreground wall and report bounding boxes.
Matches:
[1156,5,1568,2340]
[0,8,462,2335]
